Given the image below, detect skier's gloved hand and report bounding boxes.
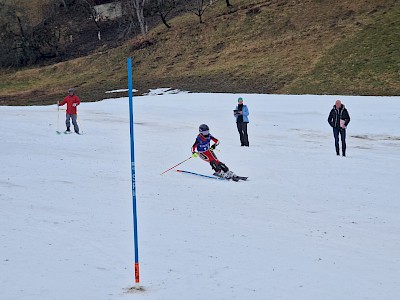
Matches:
[210,144,216,150]
[192,152,198,158]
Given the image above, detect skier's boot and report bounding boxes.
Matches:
[223,171,236,180]
[213,170,225,178]
[213,170,232,180]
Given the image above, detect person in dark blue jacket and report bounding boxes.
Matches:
[328,99,351,156]
[234,97,249,146]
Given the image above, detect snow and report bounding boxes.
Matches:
[105,89,136,94]
[142,88,190,96]
[105,88,188,95]
[1,92,400,299]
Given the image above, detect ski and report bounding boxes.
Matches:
[176,170,227,180]
[57,130,82,135]
[176,170,248,182]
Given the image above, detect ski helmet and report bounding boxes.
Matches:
[199,124,209,135]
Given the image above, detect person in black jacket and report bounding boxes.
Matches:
[328,100,351,156]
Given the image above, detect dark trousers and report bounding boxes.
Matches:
[333,127,346,155]
[236,122,249,146]
[66,113,79,133]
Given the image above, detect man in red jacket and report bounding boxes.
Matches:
[58,88,81,134]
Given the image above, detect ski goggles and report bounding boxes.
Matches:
[200,130,209,135]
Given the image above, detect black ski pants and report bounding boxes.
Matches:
[236,121,249,146]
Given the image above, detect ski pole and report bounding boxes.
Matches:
[77,113,83,134]
[56,101,61,134]
[160,154,197,175]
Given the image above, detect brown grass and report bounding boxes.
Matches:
[1,0,399,105]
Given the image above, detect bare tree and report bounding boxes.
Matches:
[131,0,148,36]
[0,2,38,66]
[185,0,210,23]
[0,0,95,67]
[150,0,177,29]
[118,0,139,38]
[119,0,147,37]
[75,0,102,40]
[1,0,129,67]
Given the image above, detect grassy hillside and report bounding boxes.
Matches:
[288,1,400,95]
[1,0,399,105]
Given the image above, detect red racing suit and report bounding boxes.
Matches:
[191,133,229,173]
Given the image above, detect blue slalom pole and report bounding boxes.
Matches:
[128,57,140,283]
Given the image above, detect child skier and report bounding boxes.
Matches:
[191,124,238,180]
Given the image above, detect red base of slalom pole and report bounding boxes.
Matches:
[135,262,140,283]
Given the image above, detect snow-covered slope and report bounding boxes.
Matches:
[1,93,399,299]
